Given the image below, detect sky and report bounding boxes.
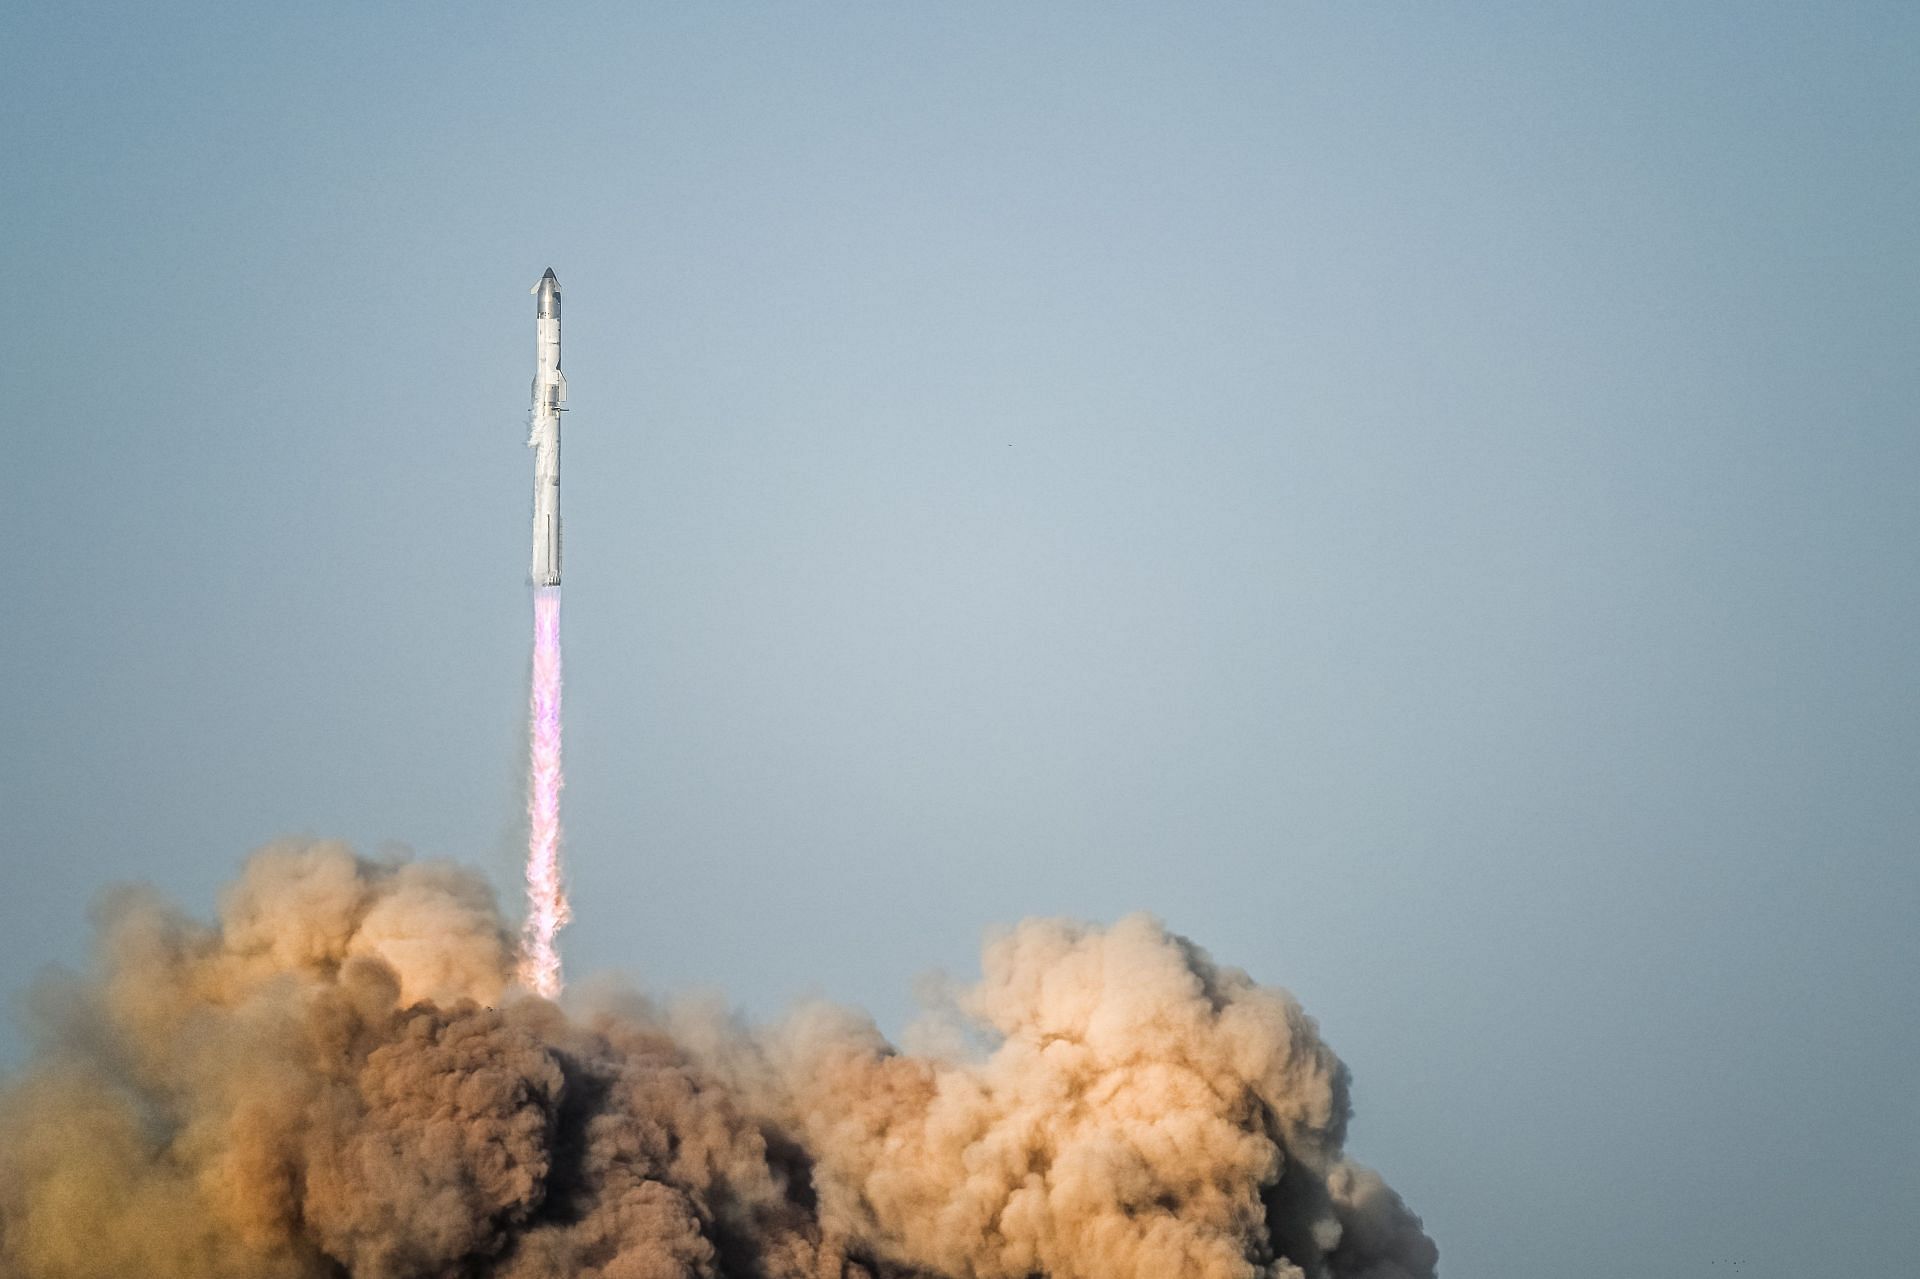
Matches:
[2,2,1916,1275]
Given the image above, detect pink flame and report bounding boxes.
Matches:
[519,585,568,998]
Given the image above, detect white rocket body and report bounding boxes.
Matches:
[529,268,565,587]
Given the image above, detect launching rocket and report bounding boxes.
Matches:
[529,268,565,587]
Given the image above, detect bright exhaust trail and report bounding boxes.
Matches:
[519,584,567,997]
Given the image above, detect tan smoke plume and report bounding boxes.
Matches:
[0,841,1437,1279]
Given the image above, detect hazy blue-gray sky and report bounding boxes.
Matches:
[3,3,1916,1274]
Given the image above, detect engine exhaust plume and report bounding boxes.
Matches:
[519,585,567,998]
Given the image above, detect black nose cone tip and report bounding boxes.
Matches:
[543,267,558,284]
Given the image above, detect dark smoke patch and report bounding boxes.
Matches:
[302,994,562,1277]
[0,841,1435,1279]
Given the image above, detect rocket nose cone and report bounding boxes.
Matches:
[542,268,559,284]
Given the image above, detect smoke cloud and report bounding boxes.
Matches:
[0,842,1436,1278]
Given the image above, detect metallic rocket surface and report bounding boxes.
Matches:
[529,268,565,587]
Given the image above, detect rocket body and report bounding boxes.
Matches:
[529,268,565,587]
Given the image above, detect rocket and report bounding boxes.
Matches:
[529,268,565,587]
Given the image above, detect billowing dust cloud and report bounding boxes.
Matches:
[0,842,1437,1278]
